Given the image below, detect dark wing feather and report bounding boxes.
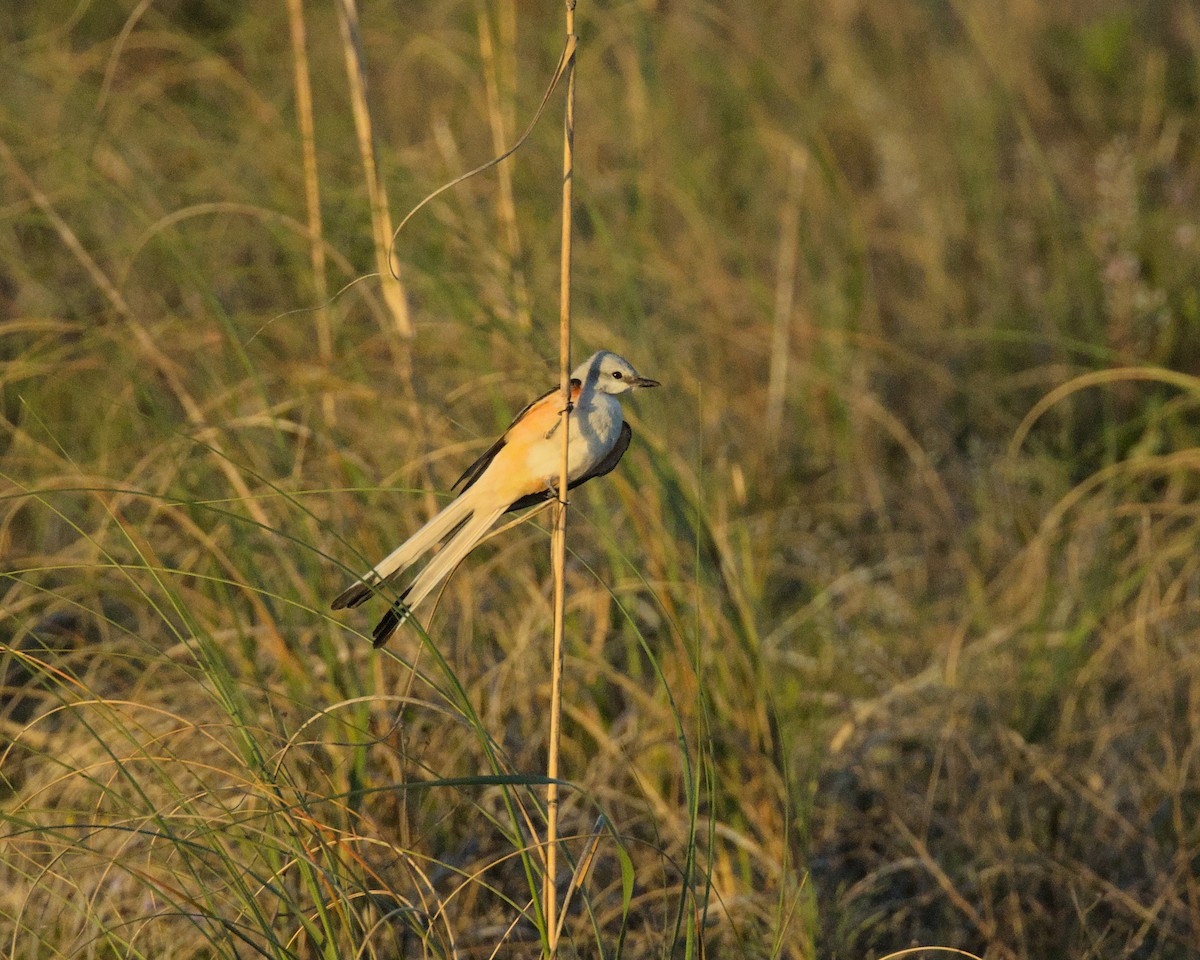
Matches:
[504,420,632,514]
[451,431,508,494]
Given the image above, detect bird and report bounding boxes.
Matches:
[332,350,659,647]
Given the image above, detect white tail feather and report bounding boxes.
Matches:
[332,488,479,608]
[397,501,509,614]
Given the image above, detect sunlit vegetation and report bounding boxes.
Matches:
[2,1,1199,956]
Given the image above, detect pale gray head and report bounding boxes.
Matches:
[573,350,660,395]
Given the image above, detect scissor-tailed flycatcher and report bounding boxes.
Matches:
[333,350,659,647]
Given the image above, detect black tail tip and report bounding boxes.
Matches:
[332,583,371,610]
[371,605,408,647]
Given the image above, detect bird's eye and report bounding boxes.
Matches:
[612,371,623,379]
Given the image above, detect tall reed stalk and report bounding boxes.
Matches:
[545,2,577,954]
[335,0,412,340]
[284,0,334,424]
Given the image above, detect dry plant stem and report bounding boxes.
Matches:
[335,0,412,340]
[545,4,577,955]
[334,0,429,501]
[476,0,532,329]
[553,818,604,946]
[766,147,806,441]
[285,0,334,424]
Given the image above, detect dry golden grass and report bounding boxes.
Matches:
[2,1,1200,957]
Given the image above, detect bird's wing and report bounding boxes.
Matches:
[452,379,582,493]
[504,420,632,514]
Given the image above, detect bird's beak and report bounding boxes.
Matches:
[632,376,660,388]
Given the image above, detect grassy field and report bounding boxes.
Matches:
[2,1,1200,957]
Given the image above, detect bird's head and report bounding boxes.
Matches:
[577,350,660,395]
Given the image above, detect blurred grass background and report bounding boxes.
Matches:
[2,0,1200,957]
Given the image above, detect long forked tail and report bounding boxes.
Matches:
[369,500,508,647]
[331,489,478,611]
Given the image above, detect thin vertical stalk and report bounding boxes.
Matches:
[766,147,807,442]
[476,0,532,329]
[284,0,334,424]
[545,3,576,954]
[335,0,413,339]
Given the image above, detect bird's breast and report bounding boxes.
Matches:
[577,394,622,451]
